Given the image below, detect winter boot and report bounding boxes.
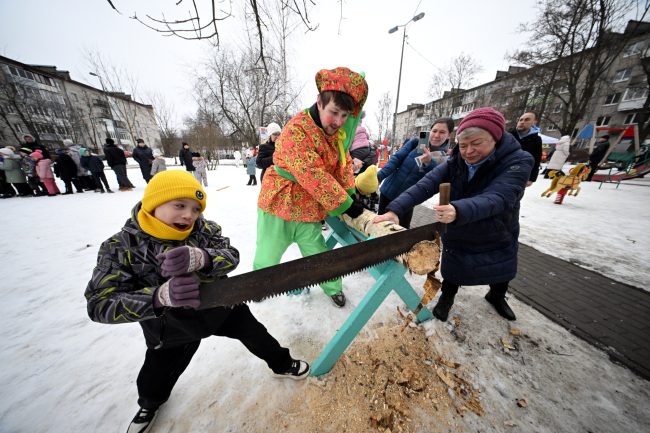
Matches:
[485,290,516,321]
[554,188,567,205]
[273,359,310,380]
[330,292,346,308]
[126,406,159,433]
[432,291,456,322]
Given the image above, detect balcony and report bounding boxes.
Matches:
[618,98,646,111]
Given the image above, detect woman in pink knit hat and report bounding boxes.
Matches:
[374,107,534,322]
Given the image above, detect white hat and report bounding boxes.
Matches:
[153,149,162,157]
[267,122,282,136]
[0,148,14,156]
[62,139,74,147]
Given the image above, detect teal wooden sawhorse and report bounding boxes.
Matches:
[309,216,434,377]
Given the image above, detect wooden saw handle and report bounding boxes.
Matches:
[439,183,451,206]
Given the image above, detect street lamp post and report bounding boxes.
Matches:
[89,71,120,145]
[389,12,425,153]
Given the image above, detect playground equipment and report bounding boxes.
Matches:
[541,164,590,204]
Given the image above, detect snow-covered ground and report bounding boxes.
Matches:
[0,162,648,433]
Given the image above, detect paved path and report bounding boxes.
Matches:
[411,206,650,381]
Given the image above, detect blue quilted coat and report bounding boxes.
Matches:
[387,132,533,285]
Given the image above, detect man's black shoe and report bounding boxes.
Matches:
[485,291,517,321]
[330,292,346,308]
[432,292,455,322]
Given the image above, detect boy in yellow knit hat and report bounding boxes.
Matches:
[85,170,309,433]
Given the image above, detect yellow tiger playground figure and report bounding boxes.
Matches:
[541,163,590,204]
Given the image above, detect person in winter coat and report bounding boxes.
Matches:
[544,135,571,177]
[246,154,257,185]
[23,134,50,159]
[80,148,113,193]
[257,122,281,180]
[103,138,135,191]
[84,171,309,433]
[233,149,242,168]
[586,135,611,182]
[192,152,208,186]
[30,149,60,196]
[0,147,32,196]
[350,116,376,174]
[18,147,47,195]
[132,138,154,183]
[150,149,167,177]
[254,66,370,308]
[509,111,542,186]
[53,148,83,194]
[63,139,94,190]
[376,118,454,228]
[374,107,533,322]
[178,142,195,172]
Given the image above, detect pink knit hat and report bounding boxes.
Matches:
[30,149,43,159]
[457,107,506,141]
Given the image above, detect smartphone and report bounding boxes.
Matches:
[418,131,430,153]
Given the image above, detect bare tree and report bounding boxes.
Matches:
[427,53,483,99]
[195,40,298,147]
[635,52,650,146]
[510,0,648,135]
[107,0,318,74]
[147,92,179,156]
[85,50,142,146]
[374,92,393,143]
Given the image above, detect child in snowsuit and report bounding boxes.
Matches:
[18,147,47,195]
[191,152,208,186]
[30,150,60,196]
[246,155,257,185]
[150,149,167,177]
[84,170,309,433]
[79,148,113,193]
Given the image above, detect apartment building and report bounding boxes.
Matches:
[394,20,650,147]
[0,55,160,154]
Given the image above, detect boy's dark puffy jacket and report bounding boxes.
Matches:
[386,132,533,286]
[85,204,240,349]
[103,143,127,167]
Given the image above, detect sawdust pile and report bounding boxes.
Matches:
[275,324,483,433]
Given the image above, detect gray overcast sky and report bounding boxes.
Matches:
[0,0,539,134]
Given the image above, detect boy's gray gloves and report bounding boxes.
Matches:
[155,275,200,309]
[157,246,208,277]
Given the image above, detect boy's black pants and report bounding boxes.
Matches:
[136,304,292,409]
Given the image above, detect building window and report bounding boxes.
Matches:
[14,123,23,133]
[623,41,645,57]
[604,93,621,105]
[9,66,19,76]
[622,87,649,101]
[624,113,638,125]
[553,103,562,113]
[546,124,557,131]
[613,68,631,83]
[596,116,611,126]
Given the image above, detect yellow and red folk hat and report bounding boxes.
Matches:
[315,67,368,116]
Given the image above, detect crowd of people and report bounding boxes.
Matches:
[2,65,622,433]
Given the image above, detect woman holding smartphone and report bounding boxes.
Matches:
[376,118,454,228]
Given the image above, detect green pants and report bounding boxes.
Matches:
[253,209,342,296]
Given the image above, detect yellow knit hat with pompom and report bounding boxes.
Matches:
[355,164,379,195]
[141,170,206,213]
